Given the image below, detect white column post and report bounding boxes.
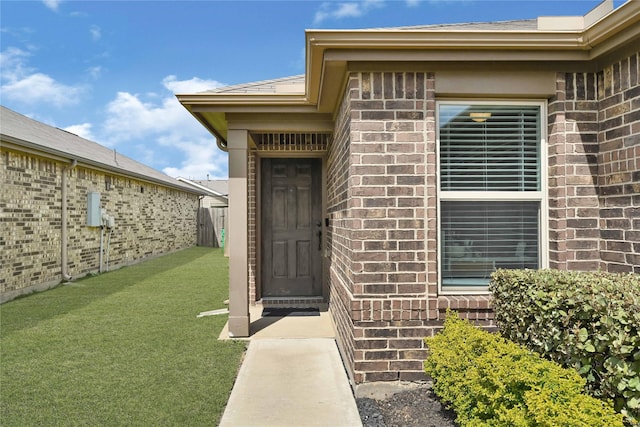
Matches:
[227,129,250,337]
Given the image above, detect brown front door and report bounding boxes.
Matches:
[261,158,322,297]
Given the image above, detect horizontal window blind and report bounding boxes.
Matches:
[438,103,543,290]
[441,201,540,286]
[440,105,540,191]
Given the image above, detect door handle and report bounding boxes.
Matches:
[316,222,322,251]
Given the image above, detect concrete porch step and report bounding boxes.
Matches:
[260,296,328,310]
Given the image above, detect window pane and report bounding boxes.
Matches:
[440,105,540,191]
[441,201,539,287]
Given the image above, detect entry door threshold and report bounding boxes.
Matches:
[260,296,327,310]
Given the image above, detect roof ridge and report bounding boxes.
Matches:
[372,18,537,31]
[205,74,305,94]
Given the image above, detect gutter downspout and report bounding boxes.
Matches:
[216,137,228,152]
[61,159,77,281]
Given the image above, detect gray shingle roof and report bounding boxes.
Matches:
[373,19,538,31]
[200,75,305,94]
[193,179,228,195]
[0,106,201,194]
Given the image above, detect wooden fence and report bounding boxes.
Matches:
[197,207,227,248]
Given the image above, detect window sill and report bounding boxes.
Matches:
[437,294,493,311]
[438,286,492,296]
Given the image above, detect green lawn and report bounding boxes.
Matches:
[1,247,246,426]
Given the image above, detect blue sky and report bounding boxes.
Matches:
[1,0,621,179]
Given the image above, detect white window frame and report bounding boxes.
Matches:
[436,100,549,295]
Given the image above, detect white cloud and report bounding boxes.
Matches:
[314,0,385,24]
[406,0,421,6]
[161,138,228,179]
[1,45,225,178]
[90,25,101,41]
[1,46,86,107]
[100,76,227,178]
[102,92,194,142]
[42,0,62,11]
[64,123,95,140]
[0,47,32,80]
[2,72,84,107]
[162,75,225,94]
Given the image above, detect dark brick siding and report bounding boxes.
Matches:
[549,52,639,274]
[327,51,639,384]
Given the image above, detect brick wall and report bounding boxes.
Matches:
[327,61,637,383]
[596,52,640,273]
[248,152,257,303]
[1,148,199,301]
[328,74,357,382]
[348,71,431,383]
[548,72,601,270]
[1,151,61,297]
[548,51,639,274]
[327,72,497,384]
[280,56,637,385]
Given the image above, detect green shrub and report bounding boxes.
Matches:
[424,312,624,427]
[490,269,640,425]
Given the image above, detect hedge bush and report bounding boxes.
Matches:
[424,312,624,427]
[490,269,640,425]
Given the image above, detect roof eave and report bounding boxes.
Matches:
[176,94,318,148]
[177,1,640,149]
[176,177,228,201]
[176,93,310,106]
[1,136,204,195]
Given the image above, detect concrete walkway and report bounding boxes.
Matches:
[218,307,362,426]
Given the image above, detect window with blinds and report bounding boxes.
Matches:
[438,103,544,292]
[440,105,540,191]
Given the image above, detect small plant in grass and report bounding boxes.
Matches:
[424,311,624,427]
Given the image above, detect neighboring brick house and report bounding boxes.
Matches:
[178,0,639,385]
[1,106,203,303]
